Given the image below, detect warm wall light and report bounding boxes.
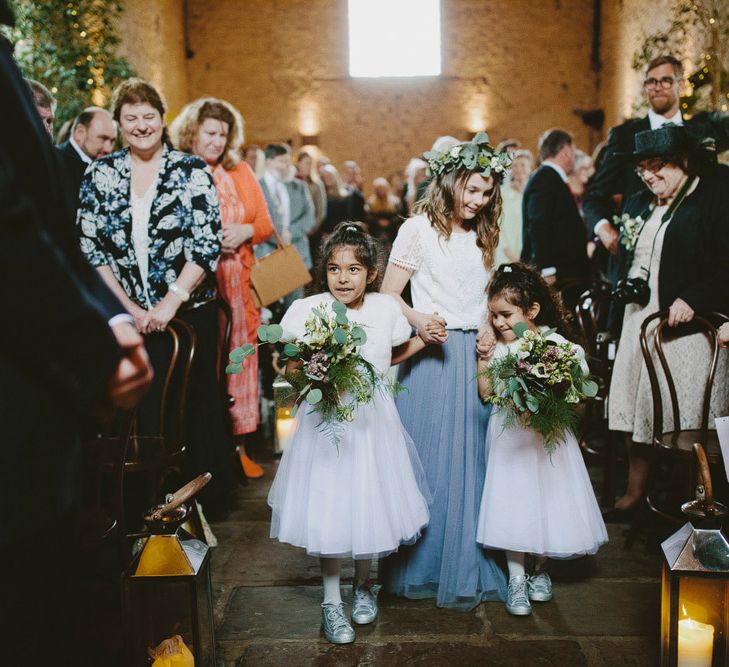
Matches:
[466,105,486,133]
[299,100,320,136]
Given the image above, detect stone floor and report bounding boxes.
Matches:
[209,460,663,667]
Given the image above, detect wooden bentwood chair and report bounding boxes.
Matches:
[638,310,729,524]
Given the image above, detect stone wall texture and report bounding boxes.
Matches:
[116,0,677,186]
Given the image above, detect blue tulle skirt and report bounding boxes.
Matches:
[381,330,507,609]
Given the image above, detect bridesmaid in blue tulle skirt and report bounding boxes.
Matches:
[379,134,512,609]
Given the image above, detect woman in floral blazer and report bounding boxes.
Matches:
[78,78,236,511]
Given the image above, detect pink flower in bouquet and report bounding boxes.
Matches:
[305,351,330,381]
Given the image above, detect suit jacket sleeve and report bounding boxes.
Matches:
[582,126,623,233]
[522,171,560,270]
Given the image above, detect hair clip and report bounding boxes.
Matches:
[344,224,359,233]
[503,265,513,273]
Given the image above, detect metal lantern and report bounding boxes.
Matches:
[122,475,216,666]
[273,376,297,454]
[660,445,729,667]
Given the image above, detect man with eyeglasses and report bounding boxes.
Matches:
[584,54,729,277]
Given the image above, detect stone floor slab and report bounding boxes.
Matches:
[219,586,483,642]
[231,639,587,666]
[484,581,660,637]
[578,636,659,666]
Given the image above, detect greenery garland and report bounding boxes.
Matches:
[3,0,134,134]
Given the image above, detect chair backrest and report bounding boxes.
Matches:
[574,281,613,359]
[163,317,196,452]
[639,311,728,444]
[215,297,233,395]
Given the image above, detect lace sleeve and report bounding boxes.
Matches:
[389,217,423,271]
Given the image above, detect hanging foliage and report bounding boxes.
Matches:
[3,0,134,134]
[633,0,729,117]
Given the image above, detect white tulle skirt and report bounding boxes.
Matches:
[476,410,608,559]
[268,391,431,560]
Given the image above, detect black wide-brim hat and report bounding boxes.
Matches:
[618,124,693,161]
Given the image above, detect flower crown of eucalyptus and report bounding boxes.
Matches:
[424,132,513,179]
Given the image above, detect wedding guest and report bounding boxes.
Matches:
[605,125,729,520]
[1,10,152,659]
[477,264,607,616]
[381,133,512,609]
[365,176,402,253]
[243,143,260,170]
[568,149,595,217]
[494,149,532,266]
[388,170,405,201]
[170,97,274,480]
[402,157,428,214]
[584,54,729,285]
[320,163,357,235]
[521,128,590,296]
[296,150,327,232]
[77,78,236,509]
[25,77,55,137]
[58,107,116,198]
[257,143,316,305]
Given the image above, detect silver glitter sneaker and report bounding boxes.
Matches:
[351,585,378,625]
[528,571,553,602]
[321,602,356,644]
[505,575,532,616]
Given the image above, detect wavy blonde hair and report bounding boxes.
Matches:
[417,167,503,269]
[169,97,244,170]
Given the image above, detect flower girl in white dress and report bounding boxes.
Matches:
[269,222,430,644]
[476,264,607,616]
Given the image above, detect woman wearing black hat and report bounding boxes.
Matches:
[605,124,729,520]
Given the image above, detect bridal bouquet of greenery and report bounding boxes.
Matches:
[481,323,598,454]
[227,300,398,443]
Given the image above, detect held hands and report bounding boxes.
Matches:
[108,321,154,410]
[416,312,448,344]
[476,325,497,361]
[128,302,149,332]
[140,293,183,334]
[667,298,695,327]
[221,224,254,254]
[597,225,619,255]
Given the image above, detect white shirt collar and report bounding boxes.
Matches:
[648,109,683,130]
[69,135,92,164]
[543,160,568,183]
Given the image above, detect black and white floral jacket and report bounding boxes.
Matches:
[77,145,222,307]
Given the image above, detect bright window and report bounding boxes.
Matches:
[348,0,441,78]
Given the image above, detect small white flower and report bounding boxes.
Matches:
[450,146,462,158]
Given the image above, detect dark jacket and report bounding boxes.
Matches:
[520,164,589,281]
[0,34,123,543]
[618,168,729,314]
[57,139,88,202]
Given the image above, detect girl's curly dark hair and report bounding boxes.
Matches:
[311,221,384,295]
[487,262,576,339]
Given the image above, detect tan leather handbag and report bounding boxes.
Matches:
[250,227,312,307]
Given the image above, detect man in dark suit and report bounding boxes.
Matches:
[57,106,116,195]
[521,128,589,293]
[584,54,729,278]
[0,3,153,659]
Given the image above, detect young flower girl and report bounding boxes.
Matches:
[269,222,430,643]
[476,263,608,616]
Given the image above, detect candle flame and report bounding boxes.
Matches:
[682,603,687,617]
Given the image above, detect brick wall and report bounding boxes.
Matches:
[116,0,677,187]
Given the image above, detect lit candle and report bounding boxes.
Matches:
[276,416,296,450]
[678,617,714,667]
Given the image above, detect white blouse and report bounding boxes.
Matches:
[280,292,412,375]
[130,179,157,306]
[389,214,491,330]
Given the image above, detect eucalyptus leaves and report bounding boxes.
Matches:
[227,300,389,444]
[481,323,598,454]
[424,132,513,179]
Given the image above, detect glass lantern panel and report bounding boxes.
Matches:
[677,576,729,667]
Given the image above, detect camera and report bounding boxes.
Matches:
[611,277,650,306]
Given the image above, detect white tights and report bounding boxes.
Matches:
[319,557,373,605]
[505,551,548,580]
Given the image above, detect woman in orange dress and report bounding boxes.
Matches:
[171,98,273,477]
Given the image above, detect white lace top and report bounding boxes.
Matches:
[389,214,491,330]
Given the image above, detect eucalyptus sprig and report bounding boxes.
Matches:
[424,131,513,179]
